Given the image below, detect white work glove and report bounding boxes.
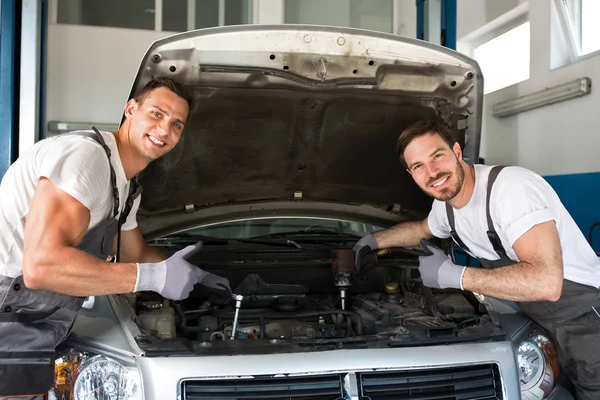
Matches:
[352,234,379,271]
[135,243,203,300]
[418,239,466,290]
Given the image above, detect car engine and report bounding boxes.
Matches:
[131,247,499,347]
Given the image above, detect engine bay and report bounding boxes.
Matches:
[128,243,505,352]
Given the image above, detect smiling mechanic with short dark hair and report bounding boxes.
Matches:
[0,77,229,399]
[353,120,600,400]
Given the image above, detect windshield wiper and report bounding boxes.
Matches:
[250,228,361,240]
[148,233,305,249]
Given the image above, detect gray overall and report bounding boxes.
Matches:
[0,128,142,398]
[446,166,600,400]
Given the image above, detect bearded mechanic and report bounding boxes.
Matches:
[0,77,229,399]
[353,121,600,400]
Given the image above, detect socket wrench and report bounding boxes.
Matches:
[230,294,244,340]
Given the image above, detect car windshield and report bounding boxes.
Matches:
[173,217,384,240]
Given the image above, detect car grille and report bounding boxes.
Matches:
[181,374,344,399]
[181,364,503,400]
[358,364,503,400]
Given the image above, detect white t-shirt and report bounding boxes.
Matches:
[0,130,141,278]
[428,164,600,289]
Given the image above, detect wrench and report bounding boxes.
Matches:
[230,294,244,340]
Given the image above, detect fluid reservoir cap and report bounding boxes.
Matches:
[386,282,399,292]
[140,300,163,310]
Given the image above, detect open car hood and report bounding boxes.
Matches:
[129,25,483,233]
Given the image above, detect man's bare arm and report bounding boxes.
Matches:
[22,178,138,296]
[461,220,563,302]
[372,218,433,248]
[118,228,166,263]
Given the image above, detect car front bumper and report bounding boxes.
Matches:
[136,340,521,399]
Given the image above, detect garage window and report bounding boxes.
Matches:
[580,0,600,55]
[285,0,393,33]
[56,0,253,32]
[559,0,600,56]
[57,0,155,30]
[473,22,530,94]
[163,0,252,32]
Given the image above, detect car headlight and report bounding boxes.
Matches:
[48,349,142,400]
[517,331,558,400]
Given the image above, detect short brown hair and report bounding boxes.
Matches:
[396,120,456,167]
[135,76,195,113]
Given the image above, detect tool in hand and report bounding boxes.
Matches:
[230,294,244,340]
[331,249,354,310]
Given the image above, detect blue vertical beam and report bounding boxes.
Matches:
[416,0,456,50]
[19,0,43,151]
[441,0,457,49]
[416,0,425,40]
[0,0,21,179]
[39,0,48,139]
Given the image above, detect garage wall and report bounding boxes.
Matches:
[44,0,284,135]
[394,0,416,38]
[457,0,600,249]
[45,0,412,132]
[456,0,524,41]
[46,24,174,128]
[459,0,600,176]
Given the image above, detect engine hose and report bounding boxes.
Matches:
[184,308,213,315]
[345,315,354,338]
[173,303,201,333]
[335,313,344,329]
[259,314,265,339]
[216,309,363,336]
[422,287,441,318]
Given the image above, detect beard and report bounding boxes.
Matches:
[423,157,465,202]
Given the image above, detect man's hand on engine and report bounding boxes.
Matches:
[134,242,203,300]
[197,271,232,302]
[352,234,379,271]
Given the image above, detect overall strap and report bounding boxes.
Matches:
[486,166,511,260]
[62,128,120,218]
[116,177,143,262]
[119,178,143,225]
[445,202,472,253]
[445,165,512,260]
[90,127,120,219]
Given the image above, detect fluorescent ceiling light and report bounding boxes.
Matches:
[492,77,591,118]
